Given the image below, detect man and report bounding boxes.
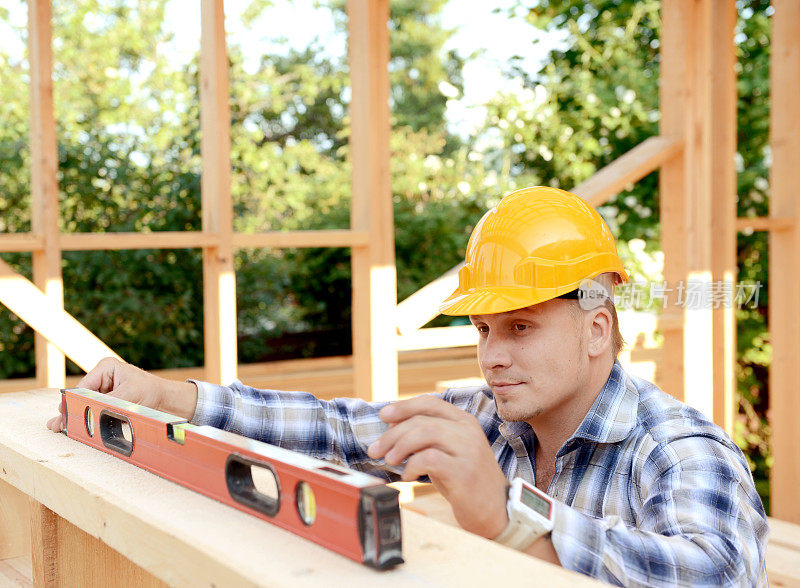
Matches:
[47,186,768,585]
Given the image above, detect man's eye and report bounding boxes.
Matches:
[475,325,489,334]
[512,324,528,332]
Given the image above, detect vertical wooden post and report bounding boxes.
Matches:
[0,480,30,560]
[710,2,738,435]
[346,0,398,401]
[28,0,66,388]
[200,0,237,385]
[659,0,716,420]
[30,500,58,586]
[769,0,800,523]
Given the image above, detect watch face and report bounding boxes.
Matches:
[520,485,551,518]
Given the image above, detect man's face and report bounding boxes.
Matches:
[469,299,588,424]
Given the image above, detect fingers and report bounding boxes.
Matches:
[368,415,458,465]
[46,400,65,432]
[78,357,125,393]
[46,414,63,432]
[401,448,450,482]
[378,394,470,425]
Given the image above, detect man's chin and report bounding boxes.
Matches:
[495,400,542,423]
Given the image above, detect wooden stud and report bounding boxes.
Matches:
[200,0,237,385]
[659,0,716,420]
[29,500,57,587]
[769,0,800,524]
[346,0,398,401]
[28,0,65,389]
[710,1,737,435]
[0,479,30,560]
[28,500,166,587]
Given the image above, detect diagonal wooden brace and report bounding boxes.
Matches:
[0,258,121,372]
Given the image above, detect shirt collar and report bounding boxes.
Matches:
[495,361,639,448]
[566,360,639,446]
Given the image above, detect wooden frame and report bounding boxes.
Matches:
[768,0,800,524]
[1,0,398,398]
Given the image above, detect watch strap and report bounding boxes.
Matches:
[493,513,547,551]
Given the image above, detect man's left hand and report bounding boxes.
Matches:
[367,395,509,539]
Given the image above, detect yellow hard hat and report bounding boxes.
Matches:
[439,186,629,316]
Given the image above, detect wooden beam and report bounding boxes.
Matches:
[396,325,477,351]
[736,217,794,232]
[710,1,737,435]
[659,0,715,419]
[769,0,800,524]
[60,232,217,251]
[200,0,237,385]
[347,0,398,401]
[395,263,462,335]
[232,229,370,249]
[0,257,121,371]
[28,0,65,389]
[0,233,44,253]
[573,136,683,207]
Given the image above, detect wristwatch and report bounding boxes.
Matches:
[493,477,554,551]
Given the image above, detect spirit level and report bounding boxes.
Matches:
[60,388,403,570]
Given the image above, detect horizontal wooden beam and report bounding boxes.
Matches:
[396,264,462,335]
[573,136,683,207]
[736,216,794,232]
[232,230,370,249]
[59,232,217,251]
[0,230,373,253]
[0,233,44,253]
[0,257,121,371]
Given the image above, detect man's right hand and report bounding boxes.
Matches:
[45,357,198,432]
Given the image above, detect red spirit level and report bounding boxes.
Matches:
[60,387,403,570]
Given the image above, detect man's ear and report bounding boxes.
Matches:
[587,305,613,358]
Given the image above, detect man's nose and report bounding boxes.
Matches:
[479,334,513,370]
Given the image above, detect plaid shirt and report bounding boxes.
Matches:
[190,361,768,586]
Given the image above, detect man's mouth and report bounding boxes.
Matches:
[489,381,522,393]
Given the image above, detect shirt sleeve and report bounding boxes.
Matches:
[189,378,400,477]
[549,436,769,586]
[188,379,482,480]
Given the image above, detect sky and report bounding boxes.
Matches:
[1,0,562,136]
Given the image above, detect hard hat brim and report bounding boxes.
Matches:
[439,267,630,316]
[439,286,569,316]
